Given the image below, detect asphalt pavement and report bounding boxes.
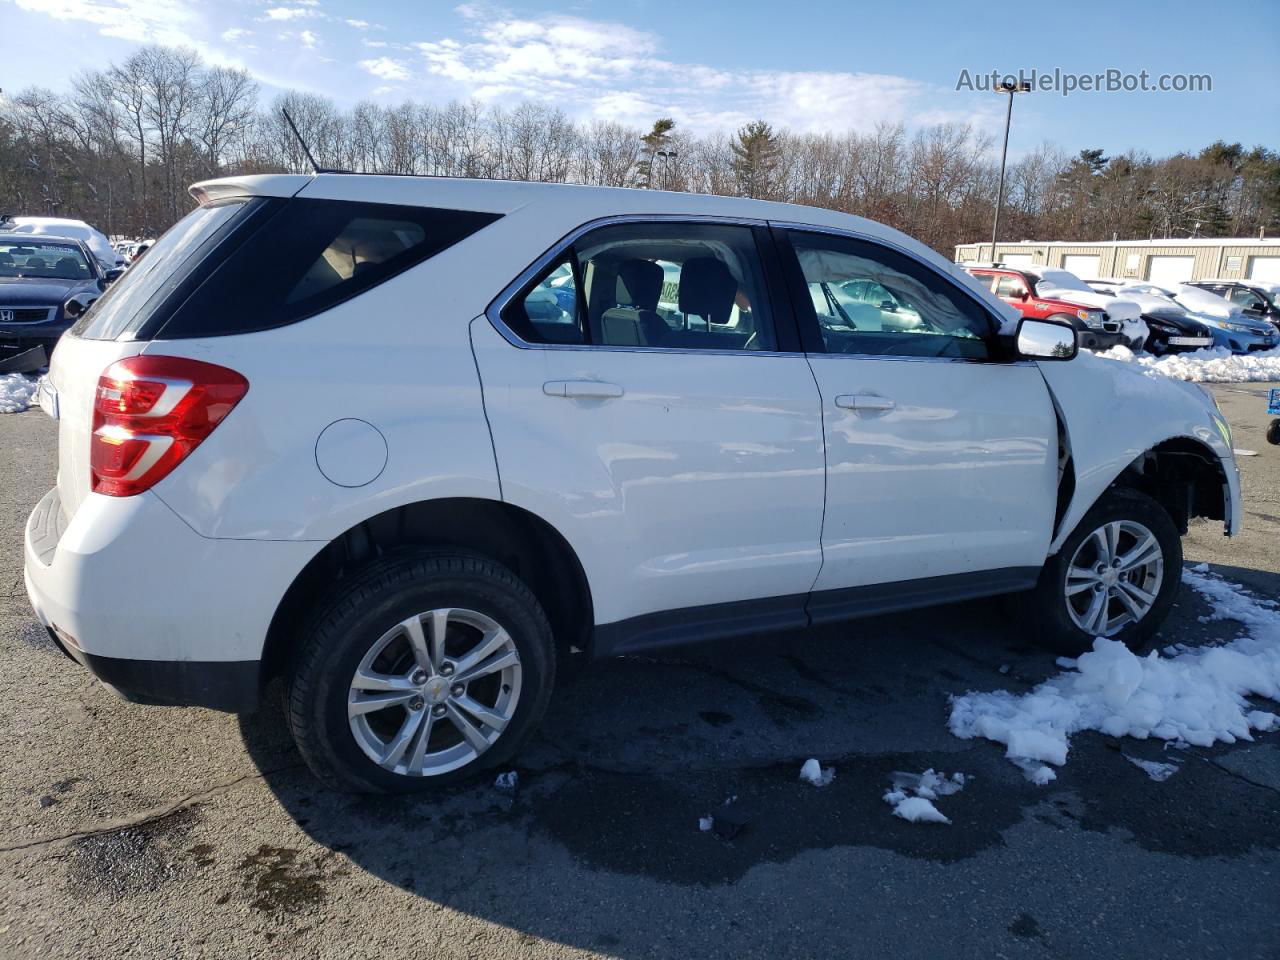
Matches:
[0,382,1277,960]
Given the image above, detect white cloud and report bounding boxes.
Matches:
[360,56,411,82]
[221,26,251,42]
[362,38,389,48]
[262,5,317,21]
[345,18,370,28]
[409,10,975,136]
[299,28,318,49]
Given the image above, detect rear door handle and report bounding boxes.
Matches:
[835,393,895,412]
[543,380,625,399]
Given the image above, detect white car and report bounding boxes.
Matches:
[24,174,1241,792]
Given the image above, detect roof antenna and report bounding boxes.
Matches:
[281,108,321,174]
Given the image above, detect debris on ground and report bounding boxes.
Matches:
[798,758,835,787]
[1125,756,1180,781]
[949,568,1280,778]
[494,771,518,792]
[697,816,713,832]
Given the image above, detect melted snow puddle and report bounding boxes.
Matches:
[949,566,1280,782]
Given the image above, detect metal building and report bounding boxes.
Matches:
[953,238,1280,284]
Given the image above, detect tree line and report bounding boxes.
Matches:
[2,44,1277,256]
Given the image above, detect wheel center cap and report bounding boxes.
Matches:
[423,677,451,704]
[1101,568,1120,588]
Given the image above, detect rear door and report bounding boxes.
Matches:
[775,227,1059,612]
[471,219,826,639]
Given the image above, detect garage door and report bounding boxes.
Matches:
[1248,256,1280,282]
[1146,256,1195,286]
[1002,254,1035,268]
[1062,255,1101,278]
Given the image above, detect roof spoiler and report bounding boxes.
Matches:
[188,174,314,206]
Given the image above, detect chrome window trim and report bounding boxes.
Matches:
[484,213,1028,365]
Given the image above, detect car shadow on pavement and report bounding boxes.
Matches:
[238,578,1280,956]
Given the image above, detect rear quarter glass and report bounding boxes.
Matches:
[72,198,256,340]
[149,198,501,339]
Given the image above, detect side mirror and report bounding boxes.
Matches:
[64,294,97,319]
[103,267,125,285]
[1016,318,1078,361]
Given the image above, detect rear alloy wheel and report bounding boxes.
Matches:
[287,552,554,793]
[1020,488,1181,655]
[347,607,523,778]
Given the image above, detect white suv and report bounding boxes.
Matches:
[24,174,1241,792]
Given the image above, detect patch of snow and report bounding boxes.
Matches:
[1125,756,1180,781]
[494,771,518,791]
[1093,344,1280,383]
[890,796,951,824]
[1233,449,1258,457]
[1010,757,1057,785]
[949,567,1280,777]
[698,816,713,832]
[0,374,39,414]
[883,769,966,824]
[799,758,835,787]
[1191,562,1210,573]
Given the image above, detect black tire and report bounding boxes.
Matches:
[1019,488,1182,656]
[286,551,555,793]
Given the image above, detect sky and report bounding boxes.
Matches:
[1,0,1277,157]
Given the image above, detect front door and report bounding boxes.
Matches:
[776,228,1060,611]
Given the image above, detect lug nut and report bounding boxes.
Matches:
[451,684,465,698]
[411,670,428,685]
[409,696,425,711]
[432,704,447,718]
[440,663,455,677]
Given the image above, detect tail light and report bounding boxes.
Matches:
[91,356,248,497]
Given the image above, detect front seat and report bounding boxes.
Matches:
[600,258,667,346]
[668,257,739,348]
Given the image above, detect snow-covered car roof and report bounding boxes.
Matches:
[1196,277,1280,294]
[4,217,116,266]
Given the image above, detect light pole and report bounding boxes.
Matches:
[657,150,678,190]
[990,80,1030,263]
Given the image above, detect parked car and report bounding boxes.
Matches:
[0,234,120,372]
[25,174,1240,792]
[1085,279,1225,355]
[964,264,1145,351]
[1096,280,1276,354]
[1185,279,1280,333]
[1,215,123,271]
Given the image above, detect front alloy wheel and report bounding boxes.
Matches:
[348,608,523,777]
[1063,520,1163,637]
[1019,488,1182,655]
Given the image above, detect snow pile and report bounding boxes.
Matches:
[0,374,39,414]
[1094,344,1280,383]
[799,758,835,787]
[949,567,1280,779]
[883,769,967,824]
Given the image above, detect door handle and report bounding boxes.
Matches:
[835,393,895,412]
[543,380,625,399]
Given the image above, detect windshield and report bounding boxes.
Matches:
[72,199,250,340]
[1032,268,1093,294]
[0,241,93,280]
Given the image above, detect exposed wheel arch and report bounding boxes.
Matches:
[1110,437,1228,534]
[261,498,594,687]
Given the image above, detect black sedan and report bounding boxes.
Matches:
[0,235,121,372]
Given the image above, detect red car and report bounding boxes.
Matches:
[966,265,1129,351]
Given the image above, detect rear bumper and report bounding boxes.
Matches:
[24,486,319,712]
